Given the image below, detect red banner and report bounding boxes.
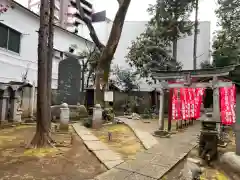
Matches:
[195,88,205,119]
[179,88,186,120]
[172,88,181,120]
[220,85,236,125]
[177,87,205,120]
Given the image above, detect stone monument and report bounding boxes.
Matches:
[57,56,82,105]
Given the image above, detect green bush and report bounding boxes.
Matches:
[102,108,114,122]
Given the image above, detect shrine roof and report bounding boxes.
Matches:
[151,65,240,80]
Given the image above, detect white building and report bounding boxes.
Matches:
[83,20,211,91]
[1,0,211,92]
[0,1,93,89]
[88,20,211,70]
[28,0,93,31]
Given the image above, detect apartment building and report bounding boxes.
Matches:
[27,0,93,31]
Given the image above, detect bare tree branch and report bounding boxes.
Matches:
[117,0,124,5]
[75,0,105,50]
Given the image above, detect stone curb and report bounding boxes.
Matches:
[116,117,158,150]
[72,123,124,170]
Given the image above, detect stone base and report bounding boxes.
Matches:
[24,117,35,123]
[0,120,8,125]
[153,130,171,138]
[59,124,69,131]
[92,120,102,129]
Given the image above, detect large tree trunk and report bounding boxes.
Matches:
[30,0,52,147]
[75,0,131,104]
[193,0,199,70]
[47,0,54,125]
[94,0,131,104]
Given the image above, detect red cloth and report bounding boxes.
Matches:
[172,88,181,120]
[220,85,236,125]
[179,87,205,120]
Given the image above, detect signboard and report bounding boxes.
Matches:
[104,91,113,102]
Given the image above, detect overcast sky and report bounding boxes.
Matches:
[16,0,218,36]
[92,0,218,34]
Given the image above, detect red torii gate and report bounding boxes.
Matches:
[151,66,235,132]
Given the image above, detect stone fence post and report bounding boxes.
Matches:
[59,103,70,131]
[92,104,103,129]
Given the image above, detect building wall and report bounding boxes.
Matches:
[0,3,92,89]
[89,20,211,70]
[86,20,211,91]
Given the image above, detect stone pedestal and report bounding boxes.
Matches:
[59,103,70,131]
[92,104,103,129]
[0,96,8,123]
[15,110,22,123]
[10,94,21,122]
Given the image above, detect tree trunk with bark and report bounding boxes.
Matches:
[94,0,131,104]
[30,0,53,148]
[75,0,131,104]
[193,0,199,70]
[47,0,54,126]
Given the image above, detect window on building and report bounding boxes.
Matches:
[0,23,21,53]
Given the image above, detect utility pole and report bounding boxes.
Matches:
[193,0,199,70]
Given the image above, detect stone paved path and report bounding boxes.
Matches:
[116,117,159,149]
[73,123,124,169]
[94,122,200,180]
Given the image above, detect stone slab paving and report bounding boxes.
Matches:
[95,169,132,180]
[84,141,109,151]
[117,117,159,149]
[73,123,124,169]
[94,122,200,180]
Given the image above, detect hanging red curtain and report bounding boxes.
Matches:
[180,87,205,120]
[220,84,236,125]
[180,88,187,120]
[172,88,181,120]
[195,88,205,119]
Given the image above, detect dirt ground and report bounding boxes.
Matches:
[91,124,144,160]
[0,124,106,180]
[163,130,236,180]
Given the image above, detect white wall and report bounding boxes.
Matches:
[89,20,211,70]
[87,20,210,91]
[177,21,211,70]
[0,3,92,89]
